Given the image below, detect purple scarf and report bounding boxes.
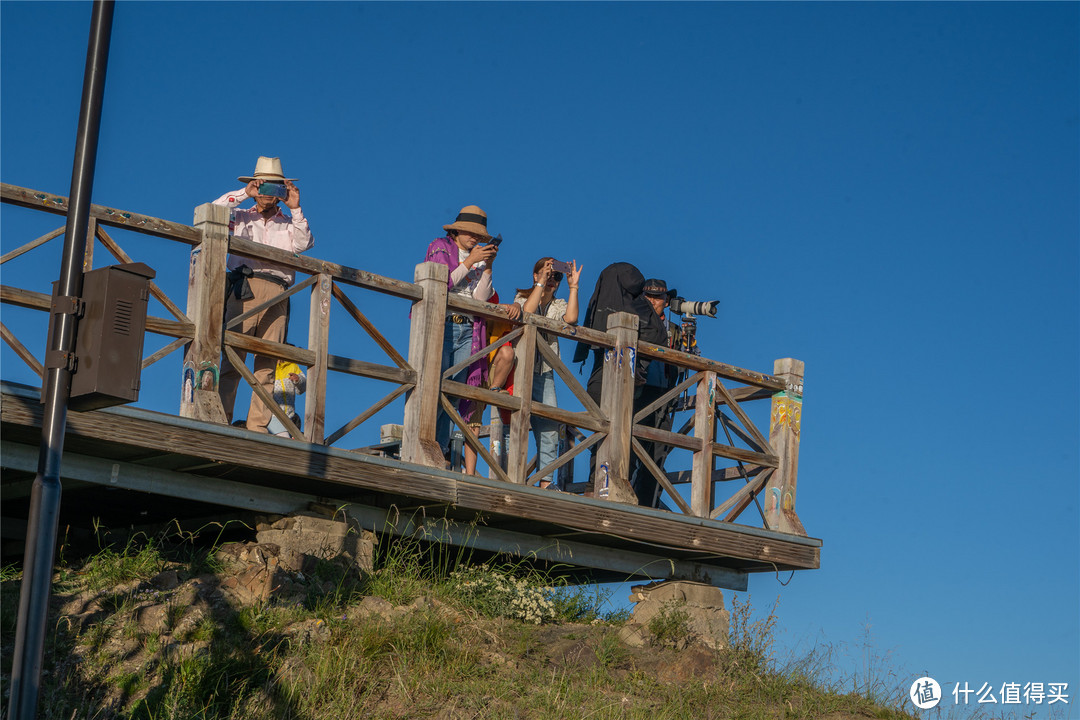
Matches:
[425,236,489,415]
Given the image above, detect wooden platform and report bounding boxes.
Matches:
[1,382,820,591]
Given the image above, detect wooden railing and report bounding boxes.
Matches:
[0,183,806,535]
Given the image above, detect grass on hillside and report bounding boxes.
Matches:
[0,521,920,720]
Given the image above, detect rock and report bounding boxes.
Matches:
[408,595,436,612]
[215,538,309,606]
[211,511,377,607]
[150,569,180,591]
[283,618,331,645]
[254,512,375,574]
[171,607,204,637]
[625,580,730,650]
[617,623,649,648]
[162,639,209,660]
[135,603,169,634]
[345,595,397,622]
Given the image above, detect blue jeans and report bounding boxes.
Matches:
[436,319,475,454]
[531,370,560,487]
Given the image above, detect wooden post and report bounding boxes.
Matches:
[594,312,639,505]
[764,358,806,535]
[691,370,717,517]
[180,203,229,423]
[507,324,538,484]
[305,273,332,444]
[401,262,448,467]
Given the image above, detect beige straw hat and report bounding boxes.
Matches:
[238,156,297,184]
[443,205,492,240]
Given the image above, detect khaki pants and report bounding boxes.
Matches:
[219,277,289,432]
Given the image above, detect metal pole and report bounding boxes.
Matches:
[7,2,114,717]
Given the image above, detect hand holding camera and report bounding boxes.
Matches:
[550,260,583,289]
[465,242,498,269]
[247,179,300,209]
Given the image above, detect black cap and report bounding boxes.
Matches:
[642,278,677,298]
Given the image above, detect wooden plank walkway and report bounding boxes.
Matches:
[1,382,820,591]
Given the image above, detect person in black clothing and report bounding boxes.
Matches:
[632,278,682,507]
[573,263,668,505]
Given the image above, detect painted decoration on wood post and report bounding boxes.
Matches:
[181,364,195,405]
[197,362,218,391]
[770,391,801,439]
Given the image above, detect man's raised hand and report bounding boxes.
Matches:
[284,180,300,209]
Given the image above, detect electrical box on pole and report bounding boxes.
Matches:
[45,261,156,411]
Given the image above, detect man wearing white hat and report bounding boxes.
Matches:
[212,156,315,432]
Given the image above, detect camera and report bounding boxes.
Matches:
[257,182,289,199]
[487,233,503,247]
[669,297,718,318]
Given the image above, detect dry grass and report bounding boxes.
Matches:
[0,529,920,720]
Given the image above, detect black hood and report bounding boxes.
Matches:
[573,262,667,365]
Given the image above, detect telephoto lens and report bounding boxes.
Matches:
[670,297,718,318]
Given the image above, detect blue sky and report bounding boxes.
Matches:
[2,2,1077,716]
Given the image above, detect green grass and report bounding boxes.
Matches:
[646,599,693,648]
[0,523,926,720]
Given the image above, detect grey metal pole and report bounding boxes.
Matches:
[7,2,114,717]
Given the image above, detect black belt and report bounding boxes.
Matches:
[447,314,473,325]
[226,266,289,300]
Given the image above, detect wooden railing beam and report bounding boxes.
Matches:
[0,322,43,378]
[1,183,201,243]
[227,237,422,301]
[449,294,616,349]
[331,281,410,370]
[0,285,192,340]
[442,379,607,434]
[0,226,65,266]
[97,225,189,323]
[638,341,785,391]
[666,464,767,486]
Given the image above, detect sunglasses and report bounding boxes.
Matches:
[547,273,564,283]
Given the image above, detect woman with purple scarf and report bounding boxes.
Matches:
[426,205,521,474]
